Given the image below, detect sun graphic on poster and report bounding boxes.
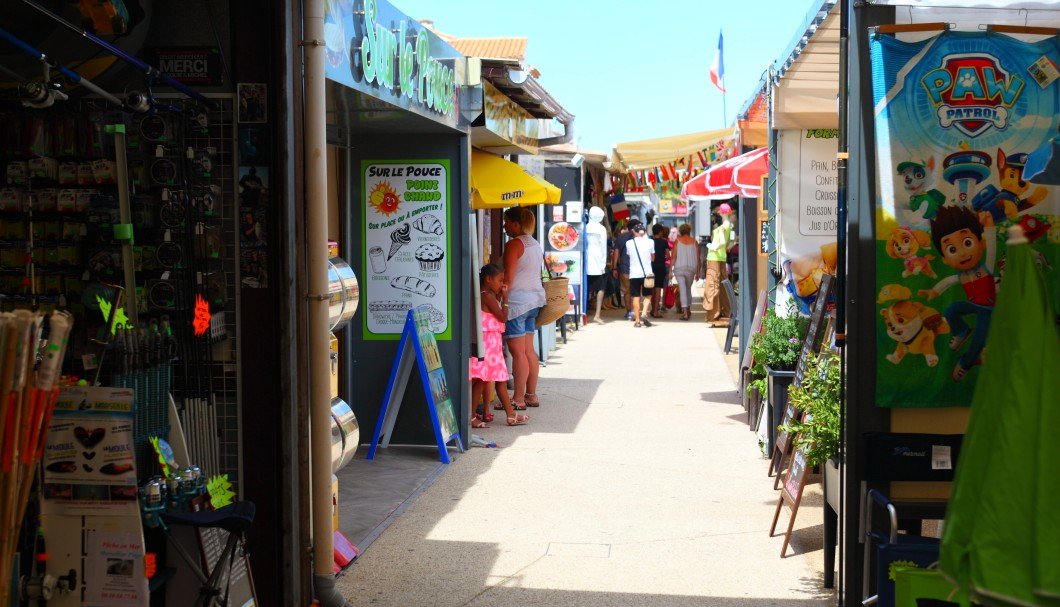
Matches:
[369,181,401,215]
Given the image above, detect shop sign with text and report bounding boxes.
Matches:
[324,0,463,129]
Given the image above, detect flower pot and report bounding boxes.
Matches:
[765,366,796,455]
[823,456,840,511]
[746,381,763,431]
[822,456,840,589]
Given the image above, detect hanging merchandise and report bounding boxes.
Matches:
[19,0,210,110]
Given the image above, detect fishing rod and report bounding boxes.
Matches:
[0,25,125,109]
[18,0,213,108]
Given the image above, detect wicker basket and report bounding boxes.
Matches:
[535,275,570,327]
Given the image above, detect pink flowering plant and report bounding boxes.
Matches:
[748,300,810,374]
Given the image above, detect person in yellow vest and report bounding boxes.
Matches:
[704,202,735,324]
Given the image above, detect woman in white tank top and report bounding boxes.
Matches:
[502,207,546,409]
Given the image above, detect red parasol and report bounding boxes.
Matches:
[681,147,769,200]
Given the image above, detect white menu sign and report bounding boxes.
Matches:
[362,160,450,338]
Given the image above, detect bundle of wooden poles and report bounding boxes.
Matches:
[0,310,74,605]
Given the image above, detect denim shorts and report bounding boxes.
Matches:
[505,307,539,338]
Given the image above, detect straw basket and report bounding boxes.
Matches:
[536,275,570,327]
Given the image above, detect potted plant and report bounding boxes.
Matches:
[747,300,809,452]
[781,349,841,507]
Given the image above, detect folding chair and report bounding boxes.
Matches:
[160,501,256,607]
[862,489,941,607]
[859,433,962,607]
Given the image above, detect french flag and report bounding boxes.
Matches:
[710,31,726,93]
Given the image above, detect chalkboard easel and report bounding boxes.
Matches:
[769,444,811,558]
[367,306,464,463]
[769,406,803,488]
[793,273,833,388]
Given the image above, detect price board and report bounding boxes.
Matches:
[793,273,833,388]
[769,445,812,558]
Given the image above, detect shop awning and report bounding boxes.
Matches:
[610,127,737,173]
[470,151,562,209]
[680,147,769,201]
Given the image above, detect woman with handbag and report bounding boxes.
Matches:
[670,223,701,321]
[502,207,547,408]
[625,221,656,327]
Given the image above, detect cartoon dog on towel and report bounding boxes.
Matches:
[885,226,937,279]
[879,289,950,367]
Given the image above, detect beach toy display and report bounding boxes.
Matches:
[943,148,991,205]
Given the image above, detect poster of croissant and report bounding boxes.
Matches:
[871,31,1060,407]
[362,160,451,340]
[777,129,839,316]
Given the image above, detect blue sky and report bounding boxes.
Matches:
[391,0,823,153]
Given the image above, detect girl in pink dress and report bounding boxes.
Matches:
[470,264,529,427]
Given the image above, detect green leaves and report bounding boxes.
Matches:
[781,350,841,467]
[748,300,810,374]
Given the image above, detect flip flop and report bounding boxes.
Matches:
[506,414,529,426]
[511,403,527,410]
[524,394,540,407]
[472,419,490,428]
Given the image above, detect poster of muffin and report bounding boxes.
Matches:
[362,160,451,339]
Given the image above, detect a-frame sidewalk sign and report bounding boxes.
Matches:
[367,305,463,463]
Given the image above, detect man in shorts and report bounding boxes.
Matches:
[612,220,637,320]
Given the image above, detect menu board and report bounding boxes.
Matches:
[367,306,463,463]
[413,307,459,442]
[362,160,451,340]
[794,273,833,388]
[770,444,812,558]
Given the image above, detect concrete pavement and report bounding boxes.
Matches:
[335,305,836,606]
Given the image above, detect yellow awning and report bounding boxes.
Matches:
[470,151,562,209]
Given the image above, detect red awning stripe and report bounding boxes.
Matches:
[679,147,768,200]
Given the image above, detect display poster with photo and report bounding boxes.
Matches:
[362,160,451,340]
[543,251,581,284]
[545,210,583,314]
[777,129,839,315]
[85,530,149,607]
[871,31,1060,408]
[413,306,458,441]
[42,387,138,515]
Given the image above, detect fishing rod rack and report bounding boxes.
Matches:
[0,94,241,487]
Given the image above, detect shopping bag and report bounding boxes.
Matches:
[664,284,677,309]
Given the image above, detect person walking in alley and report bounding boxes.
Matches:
[671,223,701,321]
[650,223,670,318]
[502,207,546,408]
[612,221,635,320]
[704,203,736,324]
[471,264,529,427]
[626,222,656,327]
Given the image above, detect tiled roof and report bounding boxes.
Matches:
[447,38,527,61]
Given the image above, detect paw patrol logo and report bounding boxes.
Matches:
[921,53,1024,138]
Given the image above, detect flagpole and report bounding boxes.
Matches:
[711,30,727,126]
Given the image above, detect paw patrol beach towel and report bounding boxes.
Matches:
[871,30,1060,408]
